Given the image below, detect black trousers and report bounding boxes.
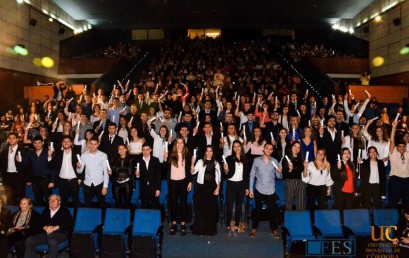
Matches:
[389,176,409,208]
[225,180,245,226]
[140,187,159,210]
[0,231,26,258]
[58,178,80,208]
[252,190,280,231]
[337,192,355,210]
[306,184,327,210]
[113,182,132,208]
[3,172,25,205]
[361,183,382,209]
[169,178,188,223]
[83,183,106,208]
[31,177,52,206]
[25,232,67,258]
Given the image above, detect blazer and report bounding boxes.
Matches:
[195,135,221,162]
[240,121,260,140]
[136,155,161,193]
[358,159,386,196]
[92,119,112,134]
[50,148,84,180]
[331,163,358,193]
[316,129,342,164]
[225,155,250,188]
[0,143,27,182]
[99,134,124,158]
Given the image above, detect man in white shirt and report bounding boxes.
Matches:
[0,132,25,205]
[51,136,82,208]
[76,137,109,208]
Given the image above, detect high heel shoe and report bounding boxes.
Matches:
[181,224,187,236]
[170,224,178,235]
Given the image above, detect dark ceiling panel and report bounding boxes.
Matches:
[52,0,375,28]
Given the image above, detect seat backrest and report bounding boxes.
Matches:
[343,209,371,235]
[33,206,45,214]
[275,179,285,206]
[132,209,161,236]
[4,205,19,215]
[284,210,312,236]
[314,210,343,236]
[159,180,167,204]
[74,208,102,233]
[103,208,131,235]
[373,209,399,227]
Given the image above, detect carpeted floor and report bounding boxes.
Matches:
[162,222,284,258]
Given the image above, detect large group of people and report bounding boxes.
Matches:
[0,38,408,257]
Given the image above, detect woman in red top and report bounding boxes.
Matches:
[332,147,357,210]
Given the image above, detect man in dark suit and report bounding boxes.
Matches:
[194,122,220,162]
[0,132,26,205]
[99,123,123,158]
[24,194,73,258]
[240,111,260,140]
[198,100,218,124]
[136,93,149,116]
[92,109,111,136]
[316,115,342,164]
[126,104,142,130]
[136,144,162,210]
[50,136,83,208]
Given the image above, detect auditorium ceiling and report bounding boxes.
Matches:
[52,0,375,29]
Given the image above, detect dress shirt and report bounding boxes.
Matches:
[328,128,337,141]
[249,156,283,195]
[50,207,60,218]
[77,150,109,188]
[143,156,150,170]
[389,149,409,178]
[59,151,76,179]
[369,161,380,184]
[7,145,17,172]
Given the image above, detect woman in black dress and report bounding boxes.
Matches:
[191,145,221,236]
[109,144,135,208]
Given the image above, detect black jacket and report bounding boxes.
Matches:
[99,134,124,158]
[38,207,73,236]
[0,143,27,183]
[136,155,161,193]
[50,148,84,180]
[358,159,386,196]
[225,155,250,188]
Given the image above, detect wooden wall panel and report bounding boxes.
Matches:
[349,85,409,105]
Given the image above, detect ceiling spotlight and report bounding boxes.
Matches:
[49,18,53,22]
[375,15,381,22]
[349,28,354,34]
[17,0,24,3]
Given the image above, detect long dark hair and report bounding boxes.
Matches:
[232,140,246,163]
[170,138,188,168]
[250,126,264,146]
[339,147,356,180]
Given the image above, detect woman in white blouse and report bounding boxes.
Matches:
[342,124,367,168]
[149,124,170,179]
[219,124,243,157]
[74,129,94,153]
[191,145,221,236]
[127,127,145,156]
[302,148,334,210]
[363,119,390,166]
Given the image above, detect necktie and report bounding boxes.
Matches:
[143,123,146,132]
[10,146,13,153]
[401,154,405,165]
[110,137,113,143]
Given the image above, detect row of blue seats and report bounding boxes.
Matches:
[4,207,163,258]
[282,208,400,255]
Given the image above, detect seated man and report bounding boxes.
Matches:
[24,194,73,258]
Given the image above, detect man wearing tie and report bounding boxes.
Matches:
[0,132,26,204]
[99,123,123,158]
[136,144,161,209]
[136,93,149,115]
[240,111,259,140]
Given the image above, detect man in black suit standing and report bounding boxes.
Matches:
[240,111,259,140]
[0,132,26,204]
[99,123,124,158]
[136,144,162,210]
[24,194,73,258]
[50,136,83,208]
[92,109,111,136]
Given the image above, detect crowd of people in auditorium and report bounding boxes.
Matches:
[0,38,408,257]
[72,41,142,60]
